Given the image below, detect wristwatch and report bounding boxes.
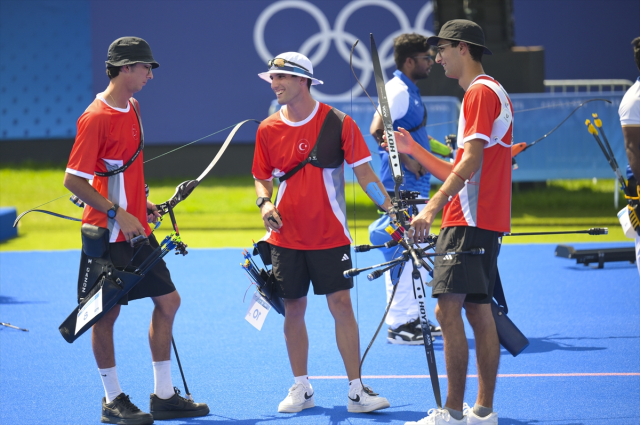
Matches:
[107,204,119,219]
[256,197,271,208]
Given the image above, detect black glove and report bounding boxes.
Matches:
[624,176,640,235]
[625,176,639,200]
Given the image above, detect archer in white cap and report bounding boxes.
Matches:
[252,52,393,414]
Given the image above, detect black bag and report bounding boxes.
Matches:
[61,224,144,343]
[492,269,529,356]
[251,240,285,316]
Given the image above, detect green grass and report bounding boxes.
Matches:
[0,166,629,251]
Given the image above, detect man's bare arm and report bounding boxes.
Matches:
[384,128,453,181]
[255,178,282,232]
[410,139,485,242]
[63,173,146,241]
[623,126,640,180]
[370,113,384,145]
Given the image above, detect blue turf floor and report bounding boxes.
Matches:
[1,243,638,424]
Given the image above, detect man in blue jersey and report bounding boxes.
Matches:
[369,33,448,345]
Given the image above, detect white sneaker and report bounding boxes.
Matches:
[277,382,315,413]
[405,408,466,424]
[347,384,390,413]
[464,404,498,424]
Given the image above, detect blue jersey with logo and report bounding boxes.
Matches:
[378,69,432,196]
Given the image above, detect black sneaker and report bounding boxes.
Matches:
[149,387,209,420]
[101,393,154,425]
[388,319,424,345]
[421,319,442,337]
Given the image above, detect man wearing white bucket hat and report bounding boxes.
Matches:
[253,52,393,414]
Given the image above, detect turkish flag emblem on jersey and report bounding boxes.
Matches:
[296,138,310,158]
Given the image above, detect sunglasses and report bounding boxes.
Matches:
[435,43,454,55]
[268,58,310,73]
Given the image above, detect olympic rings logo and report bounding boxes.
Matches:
[254,0,435,102]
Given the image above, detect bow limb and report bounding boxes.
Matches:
[195,119,261,183]
[156,119,261,215]
[15,119,261,228]
[350,39,381,116]
[521,98,612,152]
[13,209,81,227]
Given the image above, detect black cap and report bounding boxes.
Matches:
[427,20,492,55]
[105,37,159,69]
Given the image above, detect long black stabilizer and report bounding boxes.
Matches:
[412,270,443,408]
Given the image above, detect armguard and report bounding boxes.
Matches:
[429,138,451,157]
[366,182,387,207]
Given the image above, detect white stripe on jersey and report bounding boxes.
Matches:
[456,76,512,228]
[103,159,127,243]
[322,167,352,243]
[65,168,94,180]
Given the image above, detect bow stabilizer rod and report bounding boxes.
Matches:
[503,228,608,236]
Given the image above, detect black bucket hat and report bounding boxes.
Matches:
[105,37,160,69]
[427,19,492,55]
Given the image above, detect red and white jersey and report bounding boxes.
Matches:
[442,75,513,233]
[252,101,372,250]
[66,95,150,243]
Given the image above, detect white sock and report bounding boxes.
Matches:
[349,378,362,392]
[294,375,311,388]
[153,360,174,399]
[98,366,123,403]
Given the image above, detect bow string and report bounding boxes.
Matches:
[13,119,261,228]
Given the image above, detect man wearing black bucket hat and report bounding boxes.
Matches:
[64,37,209,424]
[383,20,512,425]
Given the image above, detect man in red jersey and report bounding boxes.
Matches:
[64,37,208,424]
[253,52,393,414]
[385,21,512,425]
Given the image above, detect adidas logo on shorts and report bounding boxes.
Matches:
[443,254,454,261]
[341,253,350,261]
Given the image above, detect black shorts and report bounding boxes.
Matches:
[431,226,500,304]
[270,244,354,299]
[108,233,176,304]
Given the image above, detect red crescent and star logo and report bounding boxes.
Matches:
[296,139,310,155]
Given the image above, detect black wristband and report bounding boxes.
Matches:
[107,204,119,219]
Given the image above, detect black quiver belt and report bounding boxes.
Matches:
[279,107,346,183]
[59,224,144,343]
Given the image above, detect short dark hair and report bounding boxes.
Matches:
[106,66,121,79]
[449,41,484,63]
[394,33,430,70]
[307,78,312,90]
[632,37,640,72]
